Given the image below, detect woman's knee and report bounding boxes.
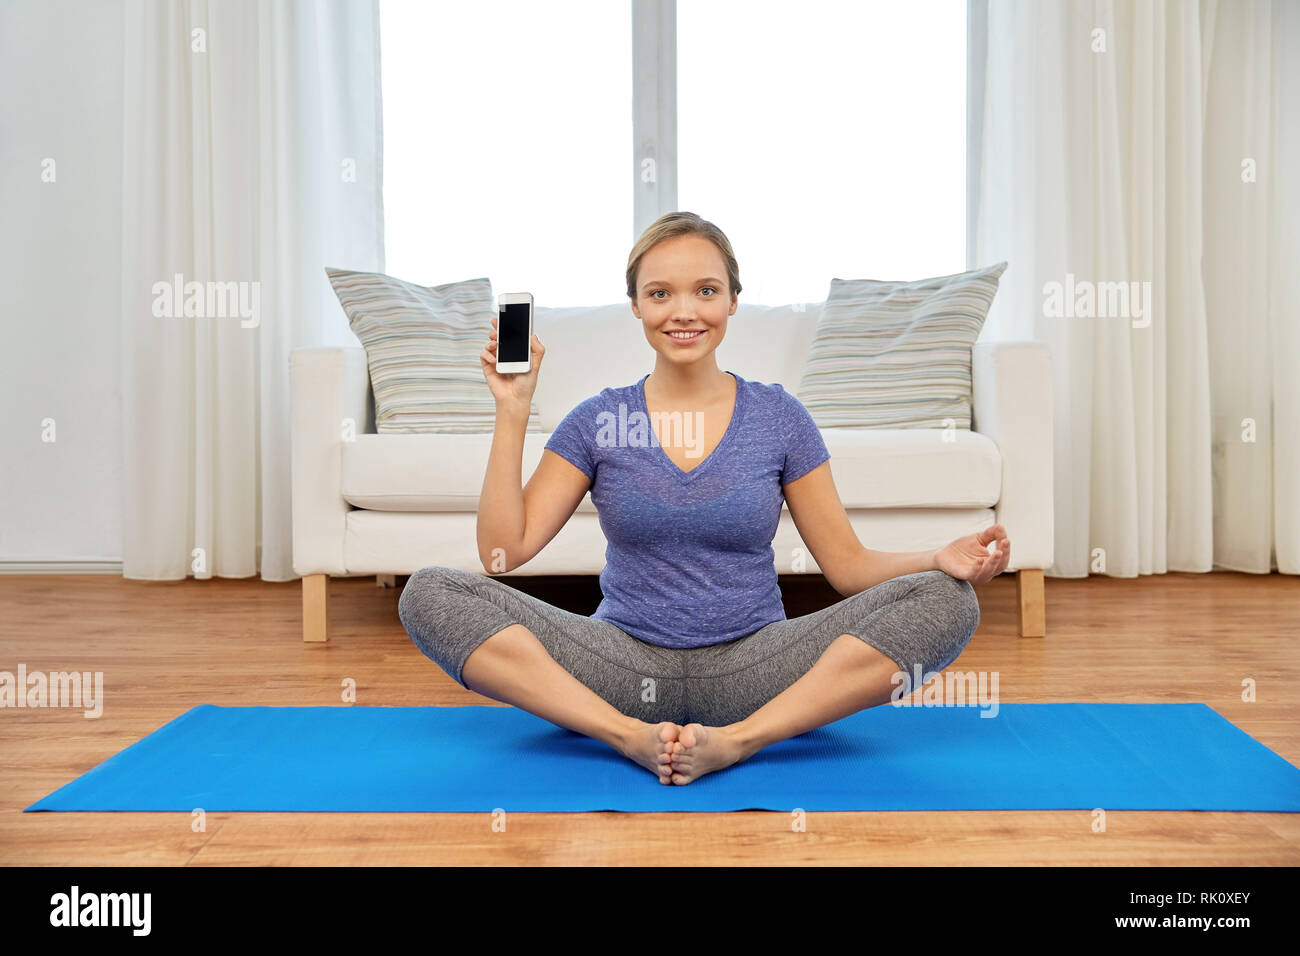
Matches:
[398,565,472,633]
[917,569,981,640]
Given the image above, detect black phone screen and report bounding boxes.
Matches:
[498,302,530,363]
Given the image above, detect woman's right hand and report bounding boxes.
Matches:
[480,314,545,412]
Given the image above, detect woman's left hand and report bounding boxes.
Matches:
[933,524,1010,584]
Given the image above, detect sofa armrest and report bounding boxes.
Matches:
[972,340,1054,570]
[290,347,371,575]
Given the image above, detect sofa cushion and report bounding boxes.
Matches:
[340,427,1001,512]
[325,267,546,434]
[797,261,1008,429]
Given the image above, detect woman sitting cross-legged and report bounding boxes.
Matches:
[398,211,1009,786]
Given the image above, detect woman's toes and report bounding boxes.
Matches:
[666,724,743,785]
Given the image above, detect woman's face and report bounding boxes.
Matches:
[631,234,736,366]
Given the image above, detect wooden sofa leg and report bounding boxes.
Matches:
[303,573,329,643]
[376,574,396,588]
[1017,568,1045,637]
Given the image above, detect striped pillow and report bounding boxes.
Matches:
[325,268,545,434]
[796,262,1008,430]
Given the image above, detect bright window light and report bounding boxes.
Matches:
[380,0,633,307]
[380,0,964,309]
[678,0,967,306]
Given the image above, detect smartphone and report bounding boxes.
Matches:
[495,292,533,374]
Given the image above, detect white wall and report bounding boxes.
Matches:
[0,0,124,569]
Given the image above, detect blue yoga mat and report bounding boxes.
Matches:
[24,702,1300,812]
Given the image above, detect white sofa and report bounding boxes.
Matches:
[290,300,1053,641]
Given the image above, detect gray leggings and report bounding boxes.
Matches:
[398,566,980,728]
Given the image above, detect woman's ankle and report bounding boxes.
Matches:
[611,714,652,756]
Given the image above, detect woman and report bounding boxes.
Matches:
[399,211,1010,786]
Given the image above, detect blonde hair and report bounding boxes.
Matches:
[625,211,742,301]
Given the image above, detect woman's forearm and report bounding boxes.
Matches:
[476,402,531,572]
[835,548,939,596]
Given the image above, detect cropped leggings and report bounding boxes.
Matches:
[398,566,981,728]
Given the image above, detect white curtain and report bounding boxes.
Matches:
[120,0,384,582]
[971,0,1299,578]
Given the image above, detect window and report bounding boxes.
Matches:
[380,0,632,306]
[677,0,966,305]
[380,0,964,308]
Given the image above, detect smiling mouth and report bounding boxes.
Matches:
[665,329,706,343]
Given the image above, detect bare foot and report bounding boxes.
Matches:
[667,723,746,785]
[620,720,682,785]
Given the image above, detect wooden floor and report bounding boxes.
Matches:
[1,570,1298,865]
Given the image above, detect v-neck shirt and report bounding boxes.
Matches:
[641,371,740,477]
[543,371,832,649]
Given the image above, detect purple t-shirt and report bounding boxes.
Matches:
[543,370,831,649]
